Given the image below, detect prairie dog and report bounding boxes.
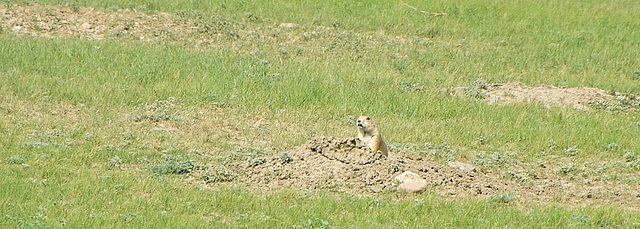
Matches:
[356,115,388,157]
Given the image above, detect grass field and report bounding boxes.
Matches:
[2,0,640,227]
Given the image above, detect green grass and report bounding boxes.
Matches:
[2,172,632,228]
[3,34,639,158]
[1,149,635,228]
[2,0,640,227]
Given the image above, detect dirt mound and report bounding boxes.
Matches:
[229,136,640,209]
[308,137,383,165]
[485,82,612,110]
[237,136,519,197]
[452,82,640,111]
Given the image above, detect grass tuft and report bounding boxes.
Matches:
[151,160,197,175]
[5,155,26,164]
[488,193,518,204]
[202,166,238,183]
[467,78,489,99]
[279,153,293,164]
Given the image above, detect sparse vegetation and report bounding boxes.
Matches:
[248,156,267,167]
[5,155,26,164]
[389,163,400,173]
[488,193,518,204]
[107,155,123,168]
[467,78,489,99]
[202,165,238,183]
[2,0,640,227]
[151,159,197,175]
[398,81,427,93]
[132,97,185,122]
[279,152,293,164]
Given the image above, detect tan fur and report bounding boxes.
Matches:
[356,115,388,157]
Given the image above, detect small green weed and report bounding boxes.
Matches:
[558,163,578,175]
[133,97,184,122]
[389,163,400,173]
[151,160,196,175]
[473,151,518,169]
[501,169,530,183]
[296,218,332,229]
[249,156,267,167]
[571,214,592,225]
[202,165,238,183]
[6,155,26,164]
[623,151,637,163]
[229,147,270,167]
[488,193,518,204]
[589,92,640,111]
[279,153,293,164]
[467,78,489,99]
[632,69,640,80]
[564,146,579,156]
[601,143,620,151]
[21,141,51,149]
[399,81,426,93]
[107,155,123,168]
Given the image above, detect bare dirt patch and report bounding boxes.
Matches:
[223,136,640,209]
[236,136,503,196]
[1,4,197,41]
[1,4,432,62]
[452,82,640,111]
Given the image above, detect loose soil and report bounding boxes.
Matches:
[452,82,640,111]
[1,3,425,60]
[2,4,196,41]
[230,136,640,209]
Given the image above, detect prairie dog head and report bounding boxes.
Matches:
[357,115,377,133]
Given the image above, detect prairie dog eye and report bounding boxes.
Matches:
[366,117,371,120]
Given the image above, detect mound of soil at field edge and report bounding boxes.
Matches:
[238,136,516,196]
[452,82,640,110]
[233,136,640,209]
[1,4,194,41]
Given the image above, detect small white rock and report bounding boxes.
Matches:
[395,171,424,183]
[80,22,92,29]
[398,181,427,193]
[11,26,22,32]
[395,171,428,193]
